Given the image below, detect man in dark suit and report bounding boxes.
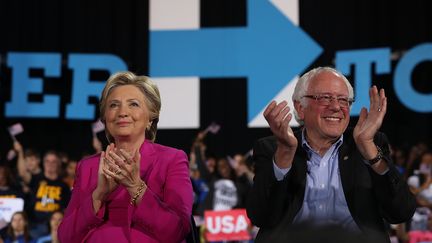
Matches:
[246,67,416,243]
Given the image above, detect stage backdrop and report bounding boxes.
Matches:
[0,0,431,160]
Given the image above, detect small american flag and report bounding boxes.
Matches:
[8,123,24,137]
[92,119,105,135]
[205,122,221,134]
[226,155,237,168]
[244,149,253,158]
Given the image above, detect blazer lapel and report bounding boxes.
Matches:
[290,129,309,191]
[139,140,157,181]
[286,130,308,221]
[338,136,355,208]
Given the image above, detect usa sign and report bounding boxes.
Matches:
[204,209,252,241]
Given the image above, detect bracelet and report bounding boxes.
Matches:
[368,145,383,165]
[130,181,146,206]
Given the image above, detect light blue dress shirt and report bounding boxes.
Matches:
[273,132,360,232]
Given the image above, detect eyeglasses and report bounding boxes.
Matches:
[302,94,354,108]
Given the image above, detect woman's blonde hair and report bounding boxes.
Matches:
[99,71,161,142]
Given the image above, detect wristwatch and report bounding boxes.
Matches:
[368,145,383,165]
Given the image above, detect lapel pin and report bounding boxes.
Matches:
[343,156,349,160]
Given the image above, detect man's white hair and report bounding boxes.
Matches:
[292,67,354,124]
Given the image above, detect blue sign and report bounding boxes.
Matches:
[5,53,127,119]
[150,0,322,121]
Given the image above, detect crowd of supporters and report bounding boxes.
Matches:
[0,139,75,243]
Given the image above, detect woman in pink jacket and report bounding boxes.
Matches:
[58,72,193,243]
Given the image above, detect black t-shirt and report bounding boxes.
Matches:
[29,175,71,223]
[0,187,25,199]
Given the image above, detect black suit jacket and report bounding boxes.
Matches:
[246,128,416,243]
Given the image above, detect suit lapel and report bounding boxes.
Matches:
[338,134,355,208]
[289,131,308,218]
[139,140,156,181]
[292,131,308,190]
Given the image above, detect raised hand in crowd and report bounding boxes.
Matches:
[191,130,213,180]
[12,140,42,188]
[13,140,28,183]
[191,130,207,162]
[13,140,23,154]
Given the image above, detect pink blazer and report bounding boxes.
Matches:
[58,140,193,243]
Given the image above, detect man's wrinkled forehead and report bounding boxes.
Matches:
[309,70,347,85]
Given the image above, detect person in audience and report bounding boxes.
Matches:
[407,151,432,208]
[27,151,70,239]
[0,165,25,237]
[405,142,430,178]
[247,67,416,243]
[196,157,250,215]
[62,159,77,190]
[58,71,193,242]
[391,146,407,175]
[189,155,209,215]
[13,142,42,192]
[189,131,212,206]
[191,130,217,175]
[231,153,254,185]
[0,165,24,200]
[35,211,63,243]
[3,212,35,243]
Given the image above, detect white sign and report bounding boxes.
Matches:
[0,198,25,229]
